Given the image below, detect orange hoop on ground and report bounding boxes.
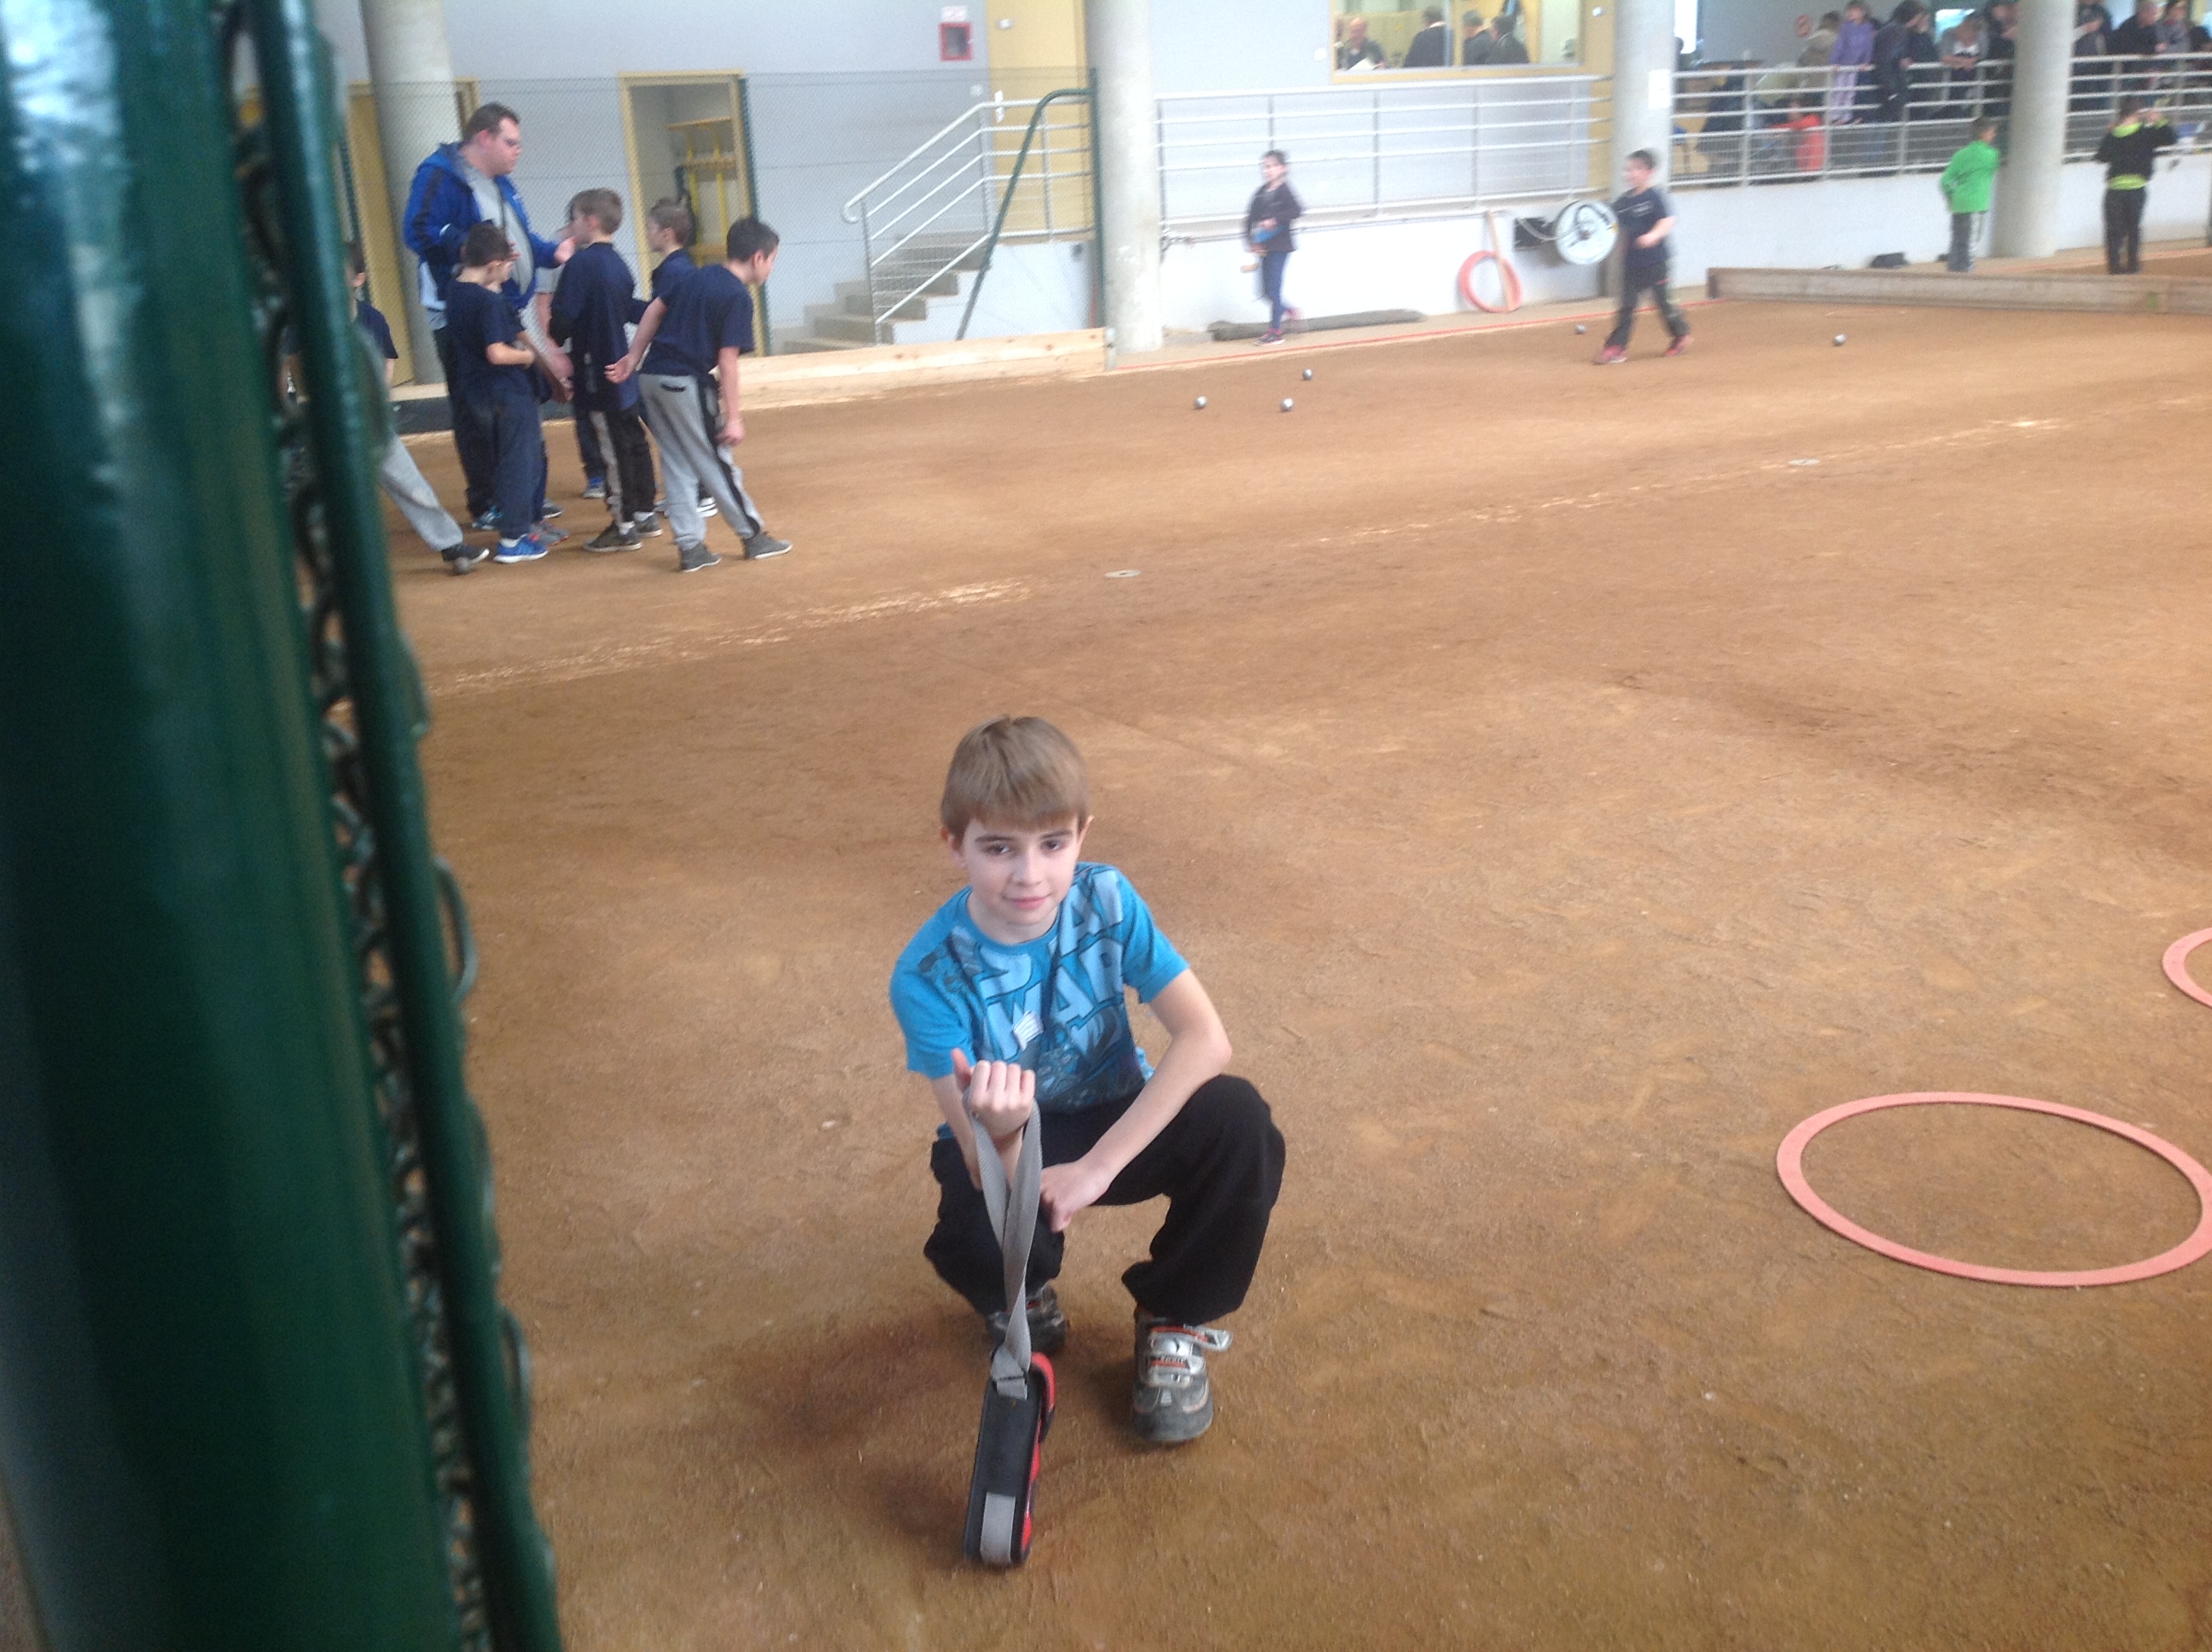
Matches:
[2163,928,2212,1008]
[1777,1091,2212,1288]
[1458,249,1523,313]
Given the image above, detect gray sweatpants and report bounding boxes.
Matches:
[379,436,464,554]
[637,373,766,550]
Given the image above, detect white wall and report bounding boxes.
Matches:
[1668,151,2212,277]
[316,0,992,79]
[1693,0,1820,67]
[1160,214,1604,333]
[1151,0,1335,96]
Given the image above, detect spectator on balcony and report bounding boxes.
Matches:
[1871,1,1937,120]
[1461,13,1498,62]
[1801,10,1842,67]
[1491,16,1532,62]
[2110,0,2161,56]
[1937,13,1986,113]
[1338,16,1388,70]
[1404,8,1452,65]
[2072,0,2113,111]
[2157,0,2208,52]
[1830,0,1876,123]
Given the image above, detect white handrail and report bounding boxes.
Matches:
[841,97,1041,223]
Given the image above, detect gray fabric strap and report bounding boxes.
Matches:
[972,1107,1043,1399]
[979,1493,1019,1566]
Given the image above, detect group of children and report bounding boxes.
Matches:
[364,191,792,576]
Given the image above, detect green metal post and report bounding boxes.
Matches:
[0,0,564,1645]
[0,0,461,1645]
[956,85,1091,340]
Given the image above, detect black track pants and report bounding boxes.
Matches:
[924,1075,1286,1327]
[2104,187,2146,275]
[1605,265,1688,351]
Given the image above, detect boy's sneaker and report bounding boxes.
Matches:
[442,544,491,575]
[1594,346,1627,365]
[534,521,569,544]
[1132,1312,1231,1444]
[628,515,664,538]
[984,1283,1070,1357]
[1663,334,1691,358]
[492,532,547,563]
[742,532,791,561]
[582,477,607,498]
[585,523,641,553]
[678,543,721,573]
[539,502,564,521]
[1256,329,1284,346]
[471,508,501,531]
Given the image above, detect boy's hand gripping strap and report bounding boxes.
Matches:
[972,1108,1043,1398]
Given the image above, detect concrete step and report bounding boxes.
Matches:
[804,311,882,345]
[774,336,869,354]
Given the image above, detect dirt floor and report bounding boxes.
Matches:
[392,295,2212,1651]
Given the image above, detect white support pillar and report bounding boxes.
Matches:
[1610,0,1678,187]
[358,0,461,376]
[1085,0,1162,356]
[1994,0,2071,256]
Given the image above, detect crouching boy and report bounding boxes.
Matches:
[889,717,1287,1444]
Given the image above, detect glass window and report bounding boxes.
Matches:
[1330,1,1574,72]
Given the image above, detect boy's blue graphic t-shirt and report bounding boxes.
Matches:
[890,863,1189,1117]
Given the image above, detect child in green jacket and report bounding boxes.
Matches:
[1941,117,2001,273]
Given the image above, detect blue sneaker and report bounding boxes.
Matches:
[492,532,547,563]
[582,477,607,499]
[471,508,500,531]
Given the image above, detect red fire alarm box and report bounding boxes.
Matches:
[940,6,974,60]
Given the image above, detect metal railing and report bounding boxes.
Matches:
[840,93,1096,342]
[1157,75,1610,241]
[1672,53,2212,189]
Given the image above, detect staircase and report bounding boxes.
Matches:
[781,237,988,353]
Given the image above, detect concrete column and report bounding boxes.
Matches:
[1610,0,1678,186]
[1994,0,2071,256]
[358,0,461,377]
[1084,0,1162,355]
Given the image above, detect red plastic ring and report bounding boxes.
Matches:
[1458,249,1522,314]
[1777,1092,2212,1287]
[2163,928,2212,1008]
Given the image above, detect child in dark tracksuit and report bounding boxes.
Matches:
[445,224,551,563]
[2097,96,2177,275]
[551,188,659,551]
[1597,148,1691,363]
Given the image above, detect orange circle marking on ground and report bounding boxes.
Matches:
[1777,1092,2212,1287]
[2162,928,2212,1008]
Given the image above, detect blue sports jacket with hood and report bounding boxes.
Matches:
[402,141,561,317]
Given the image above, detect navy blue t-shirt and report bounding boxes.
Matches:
[443,280,535,403]
[640,265,754,381]
[549,241,639,410]
[356,297,398,362]
[650,247,696,300]
[1613,185,1675,271]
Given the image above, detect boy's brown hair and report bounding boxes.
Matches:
[571,186,623,235]
[940,717,1090,838]
[646,196,695,245]
[461,222,513,267]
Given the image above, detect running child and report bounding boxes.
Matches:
[550,188,661,552]
[609,218,790,573]
[1595,148,1690,364]
[445,224,557,563]
[889,717,1287,1444]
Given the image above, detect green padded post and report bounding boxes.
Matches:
[0,0,561,1646]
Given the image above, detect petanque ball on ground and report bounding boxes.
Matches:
[1301,368,1313,380]
[1281,398,1295,411]
[1833,334,1847,346]
[1194,395,1208,409]
[1575,323,1587,334]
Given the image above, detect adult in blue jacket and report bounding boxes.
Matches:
[404,102,571,522]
